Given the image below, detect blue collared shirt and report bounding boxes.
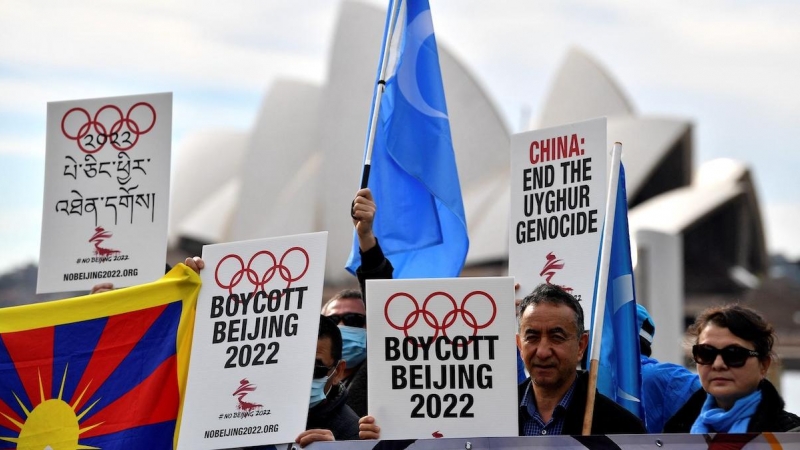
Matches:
[520,378,577,436]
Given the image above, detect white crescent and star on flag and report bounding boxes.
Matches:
[387,3,448,120]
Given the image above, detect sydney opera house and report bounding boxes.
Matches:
[164,1,788,365]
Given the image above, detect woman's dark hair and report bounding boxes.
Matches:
[690,304,775,363]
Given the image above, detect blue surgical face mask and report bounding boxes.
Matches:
[339,326,367,368]
[309,376,330,407]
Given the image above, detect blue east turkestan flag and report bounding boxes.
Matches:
[590,163,645,421]
[346,0,469,278]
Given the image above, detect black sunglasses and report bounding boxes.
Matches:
[326,312,366,328]
[692,344,760,368]
[313,361,338,379]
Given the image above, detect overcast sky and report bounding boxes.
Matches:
[1,0,799,275]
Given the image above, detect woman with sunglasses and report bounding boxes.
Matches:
[664,304,800,433]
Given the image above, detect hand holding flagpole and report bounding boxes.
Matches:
[345,0,469,278]
[582,142,623,435]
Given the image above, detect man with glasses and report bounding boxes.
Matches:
[322,290,369,417]
[293,315,360,448]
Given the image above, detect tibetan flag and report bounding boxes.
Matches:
[590,163,645,421]
[346,0,469,278]
[0,264,200,449]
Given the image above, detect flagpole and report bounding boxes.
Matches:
[359,0,403,189]
[582,142,623,435]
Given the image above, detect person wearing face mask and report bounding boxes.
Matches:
[664,304,800,433]
[293,315,360,448]
[321,290,369,417]
[245,316,360,450]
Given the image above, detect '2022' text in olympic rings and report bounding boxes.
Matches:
[214,248,310,300]
[384,291,497,341]
[61,102,157,154]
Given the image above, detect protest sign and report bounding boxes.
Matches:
[177,232,327,449]
[508,117,607,326]
[366,277,518,440]
[37,92,172,293]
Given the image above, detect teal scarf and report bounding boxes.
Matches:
[690,388,762,433]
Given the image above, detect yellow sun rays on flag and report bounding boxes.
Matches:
[0,366,103,450]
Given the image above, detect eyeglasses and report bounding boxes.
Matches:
[326,312,366,328]
[692,344,760,368]
[313,361,338,379]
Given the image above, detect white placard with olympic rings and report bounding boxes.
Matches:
[366,277,519,440]
[37,92,172,293]
[178,231,328,450]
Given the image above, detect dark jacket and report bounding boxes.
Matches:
[344,361,368,418]
[347,240,393,417]
[306,382,360,441]
[663,378,800,433]
[518,371,646,435]
[356,239,394,299]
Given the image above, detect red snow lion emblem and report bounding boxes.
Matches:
[89,226,120,256]
[233,379,263,412]
[539,252,573,293]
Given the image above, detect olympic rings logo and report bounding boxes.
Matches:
[61,102,157,153]
[384,291,497,340]
[214,247,310,299]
